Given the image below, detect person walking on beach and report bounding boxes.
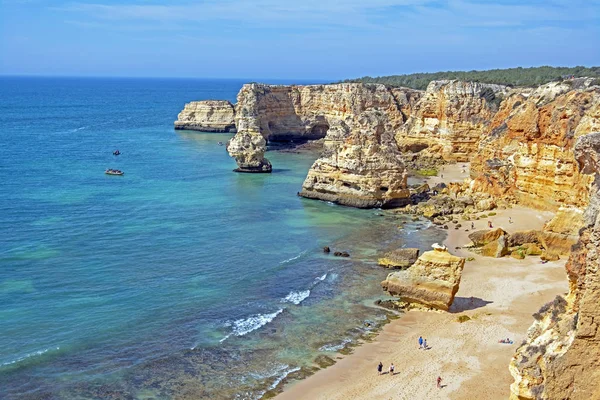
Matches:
[377,362,383,376]
[488,220,493,228]
[418,336,424,349]
[423,338,428,350]
[437,376,442,388]
[389,363,395,376]
[471,222,475,230]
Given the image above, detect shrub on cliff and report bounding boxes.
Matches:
[343,66,600,89]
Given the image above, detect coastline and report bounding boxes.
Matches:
[275,203,568,399]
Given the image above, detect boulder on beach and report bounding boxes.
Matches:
[378,248,420,269]
[381,244,465,311]
[507,230,542,247]
[468,228,508,247]
[481,234,509,258]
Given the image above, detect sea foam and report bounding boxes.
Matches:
[281,290,310,305]
[221,309,284,342]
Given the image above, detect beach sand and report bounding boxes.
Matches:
[277,202,568,399]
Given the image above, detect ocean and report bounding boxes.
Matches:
[0,77,445,399]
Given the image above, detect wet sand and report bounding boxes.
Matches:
[277,203,568,400]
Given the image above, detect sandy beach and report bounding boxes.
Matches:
[277,192,568,399]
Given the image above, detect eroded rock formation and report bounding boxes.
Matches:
[174,100,236,132]
[298,110,411,208]
[398,80,507,162]
[378,248,420,269]
[470,80,600,211]
[226,83,419,173]
[381,244,465,311]
[509,132,600,400]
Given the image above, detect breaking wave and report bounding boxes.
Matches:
[281,290,310,305]
[221,309,284,342]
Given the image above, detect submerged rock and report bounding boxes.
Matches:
[378,248,420,269]
[381,244,465,311]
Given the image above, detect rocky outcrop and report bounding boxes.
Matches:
[509,132,600,400]
[470,81,600,212]
[298,110,411,208]
[378,248,420,269]
[381,244,465,311]
[397,80,507,162]
[227,83,418,173]
[174,100,236,132]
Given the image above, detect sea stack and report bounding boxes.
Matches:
[174,100,236,132]
[299,110,411,208]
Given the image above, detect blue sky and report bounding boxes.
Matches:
[1,0,599,79]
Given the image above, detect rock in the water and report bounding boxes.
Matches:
[299,110,410,208]
[323,246,331,253]
[381,245,465,311]
[378,248,420,269]
[226,82,414,174]
[468,228,508,247]
[174,100,236,132]
[333,251,350,258]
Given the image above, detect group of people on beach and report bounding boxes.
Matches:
[376,336,443,389]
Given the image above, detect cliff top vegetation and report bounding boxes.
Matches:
[343,66,600,90]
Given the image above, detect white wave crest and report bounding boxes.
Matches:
[280,250,307,265]
[222,309,284,341]
[1,347,60,367]
[281,290,310,305]
[319,338,351,352]
[269,366,301,390]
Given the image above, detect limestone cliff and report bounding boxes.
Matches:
[174,100,236,132]
[226,83,418,172]
[509,132,600,400]
[470,80,600,211]
[299,110,410,208]
[397,80,507,162]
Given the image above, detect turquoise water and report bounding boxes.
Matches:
[0,77,444,399]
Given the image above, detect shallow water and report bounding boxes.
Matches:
[0,77,445,399]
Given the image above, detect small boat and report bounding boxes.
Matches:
[113,150,121,156]
[217,142,224,146]
[105,169,124,176]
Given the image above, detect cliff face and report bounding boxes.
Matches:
[397,80,507,162]
[470,81,600,212]
[174,100,236,132]
[509,132,600,400]
[226,83,418,172]
[298,110,410,208]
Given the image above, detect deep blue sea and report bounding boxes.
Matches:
[0,77,444,399]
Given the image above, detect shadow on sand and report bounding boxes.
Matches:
[449,296,493,313]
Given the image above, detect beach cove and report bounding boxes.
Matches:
[277,202,569,400]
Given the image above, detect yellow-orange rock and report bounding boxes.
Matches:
[381,244,465,311]
[470,81,600,211]
[174,100,236,132]
[398,80,507,162]
[509,132,600,400]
